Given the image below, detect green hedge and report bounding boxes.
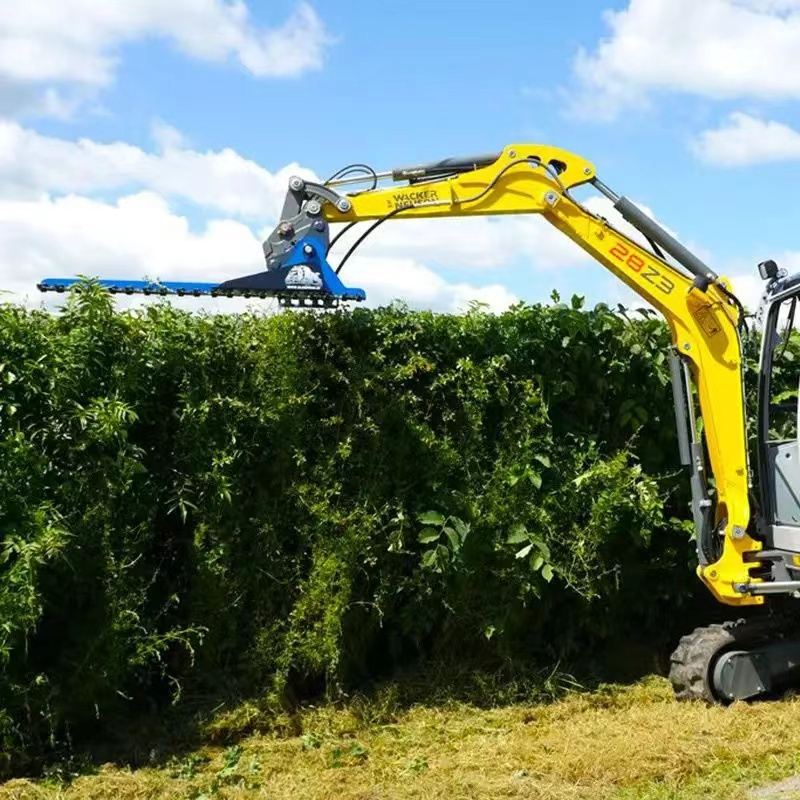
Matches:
[0,285,725,772]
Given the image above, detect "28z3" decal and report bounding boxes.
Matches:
[609,240,675,295]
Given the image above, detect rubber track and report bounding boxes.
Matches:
[669,617,779,703]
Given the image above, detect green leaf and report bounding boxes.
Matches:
[451,517,470,542]
[418,511,445,526]
[527,470,542,489]
[774,389,799,403]
[537,541,551,560]
[542,563,554,582]
[444,527,460,552]
[418,527,440,544]
[530,555,544,571]
[421,549,438,568]
[515,543,534,559]
[506,524,529,544]
[534,454,551,468]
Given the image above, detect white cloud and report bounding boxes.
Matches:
[0,121,602,297]
[0,119,721,319]
[574,0,800,117]
[0,119,313,219]
[0,192,258,296]
[0,191,519,315]
[0,121,586,271]
[344,257,517,313]
[0,177,731,318]
[4,121,700,284]
[0,1,330,88]
[328,214,589,273]
[692,112,800,165]
[741,1,800,12]
[724,271,766,313]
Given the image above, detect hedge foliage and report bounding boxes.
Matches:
[0,285,735,773]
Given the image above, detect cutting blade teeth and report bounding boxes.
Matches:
[36,279,362,307]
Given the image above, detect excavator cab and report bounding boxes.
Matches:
[757,262,800,576]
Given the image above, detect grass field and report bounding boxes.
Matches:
[3,676,800,799]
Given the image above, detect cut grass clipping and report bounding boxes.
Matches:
[4,677,800,800]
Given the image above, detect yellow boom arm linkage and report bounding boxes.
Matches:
[322,143,761,606]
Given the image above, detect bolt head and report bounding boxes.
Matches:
[307,200,321,215]
[509,149,517,158]
[289,176,304,191]
[303,244,314,256]
[683,343,691,350]
[337,199,351,212]
[584,167,591,175]
[313,220,326,231]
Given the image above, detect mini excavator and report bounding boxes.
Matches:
[38,144,800,703]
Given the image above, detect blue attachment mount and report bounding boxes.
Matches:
[38,242,366,308]
[210,237,365,306]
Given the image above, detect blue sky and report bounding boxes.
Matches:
[4,0,800,313]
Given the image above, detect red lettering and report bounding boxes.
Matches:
[610,242,628,261]
[608,239,674,296]
[626,254,645,273]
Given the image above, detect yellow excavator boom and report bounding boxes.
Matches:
[322,144,760,606]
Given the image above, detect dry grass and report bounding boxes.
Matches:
[4,676,800,800]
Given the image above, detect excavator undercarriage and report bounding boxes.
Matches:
[38,143,800,703]
[670,614,800,703]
